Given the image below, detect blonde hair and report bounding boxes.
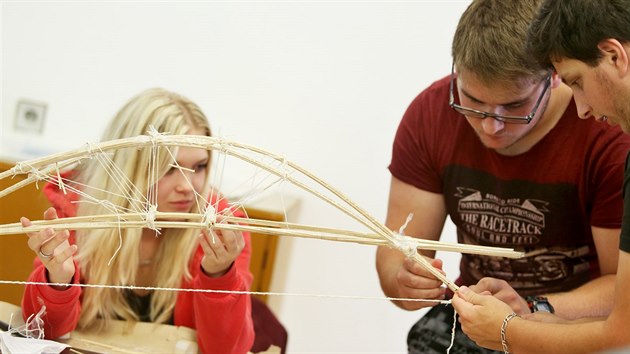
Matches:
[452,0,547,84]
[75,88,211,328]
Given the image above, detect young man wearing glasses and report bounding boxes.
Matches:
[375,0,630,353]
[452,0,630,352]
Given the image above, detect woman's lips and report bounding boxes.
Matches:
[170,200,193,211]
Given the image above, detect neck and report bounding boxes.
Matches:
[140,228,162,266]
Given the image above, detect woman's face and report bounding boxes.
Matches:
[156,129,209,213]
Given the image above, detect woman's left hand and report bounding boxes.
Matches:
[199,226,245,277]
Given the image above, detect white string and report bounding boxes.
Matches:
[107,209,124,267]
[393,213,417,257]
[8,304,46,339]
[12,162,27,175]
[280,155,289,180]
[398,213,414,235]
[161,146,207,215]
[0,135,468,353]
[89,144,147,212]
[0,280,452,305]
[446,308,457,354]
[147,126,161,222]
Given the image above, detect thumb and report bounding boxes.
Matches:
[456,286,486,305]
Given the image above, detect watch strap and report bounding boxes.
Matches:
[526,295,555,313]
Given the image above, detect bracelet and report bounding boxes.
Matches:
[501,312,519,354]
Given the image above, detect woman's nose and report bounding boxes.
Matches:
[174,172,194,193]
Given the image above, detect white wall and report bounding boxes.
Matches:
[1,1,470,352]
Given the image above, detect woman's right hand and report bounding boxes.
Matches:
[22,207,77,288]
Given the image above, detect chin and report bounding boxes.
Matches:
[479,137,514,150]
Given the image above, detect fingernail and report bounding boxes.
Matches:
[47,229,55,236]
[458,286,469,295]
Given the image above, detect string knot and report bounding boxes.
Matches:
[85,142,95,157]
[394,213,416,257]
[146,204,158,230]
[13,162,27,175]
[280,156,289,180]
[147,125,165,147]
[215,136,229,154]
[26,167,44,181]
[202,205,217,227]
[393,233,417,257]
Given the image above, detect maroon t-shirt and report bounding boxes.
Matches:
[390,76,630,295]
[620,152,630,253]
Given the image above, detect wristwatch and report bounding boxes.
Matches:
[526,296,555,313]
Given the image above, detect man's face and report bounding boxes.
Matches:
[553,57,630,132]
[455,70,551,154]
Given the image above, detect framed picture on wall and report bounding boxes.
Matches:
[14,99,47,134]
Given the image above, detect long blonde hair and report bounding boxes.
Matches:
[75,88,211,328]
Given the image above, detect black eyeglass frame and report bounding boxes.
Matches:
[448,62,552,124]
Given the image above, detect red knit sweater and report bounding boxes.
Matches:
[22,177,255,353]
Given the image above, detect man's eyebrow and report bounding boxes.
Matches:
[460,88,530,107]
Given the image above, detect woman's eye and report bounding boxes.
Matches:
[195,163,208,172]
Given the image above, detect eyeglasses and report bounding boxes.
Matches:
[449,63,551,124]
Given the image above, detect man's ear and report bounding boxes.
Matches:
[550,70,563,89]
[598,38,629,77]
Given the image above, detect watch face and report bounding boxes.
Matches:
[527,296,555,313]
[535,302,552,313]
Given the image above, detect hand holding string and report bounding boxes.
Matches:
[22,207,77,288]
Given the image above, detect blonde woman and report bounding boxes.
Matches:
[20,88,254,353]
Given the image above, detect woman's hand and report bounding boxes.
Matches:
[198,225,245,277]
[22,207,77,288]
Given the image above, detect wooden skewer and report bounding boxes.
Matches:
[0,213,523,259]
[0,134,524,291]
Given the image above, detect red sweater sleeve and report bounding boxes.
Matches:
[173,198,255,354]
[23,178,82,339]
[21,257,82,339]
[31,180,254,351]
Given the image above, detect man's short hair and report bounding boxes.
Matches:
[528,0,630,68]
[452,0,546,84]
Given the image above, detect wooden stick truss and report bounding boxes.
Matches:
[0,133,524,291]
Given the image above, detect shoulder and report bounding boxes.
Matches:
[407,75,451,111]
